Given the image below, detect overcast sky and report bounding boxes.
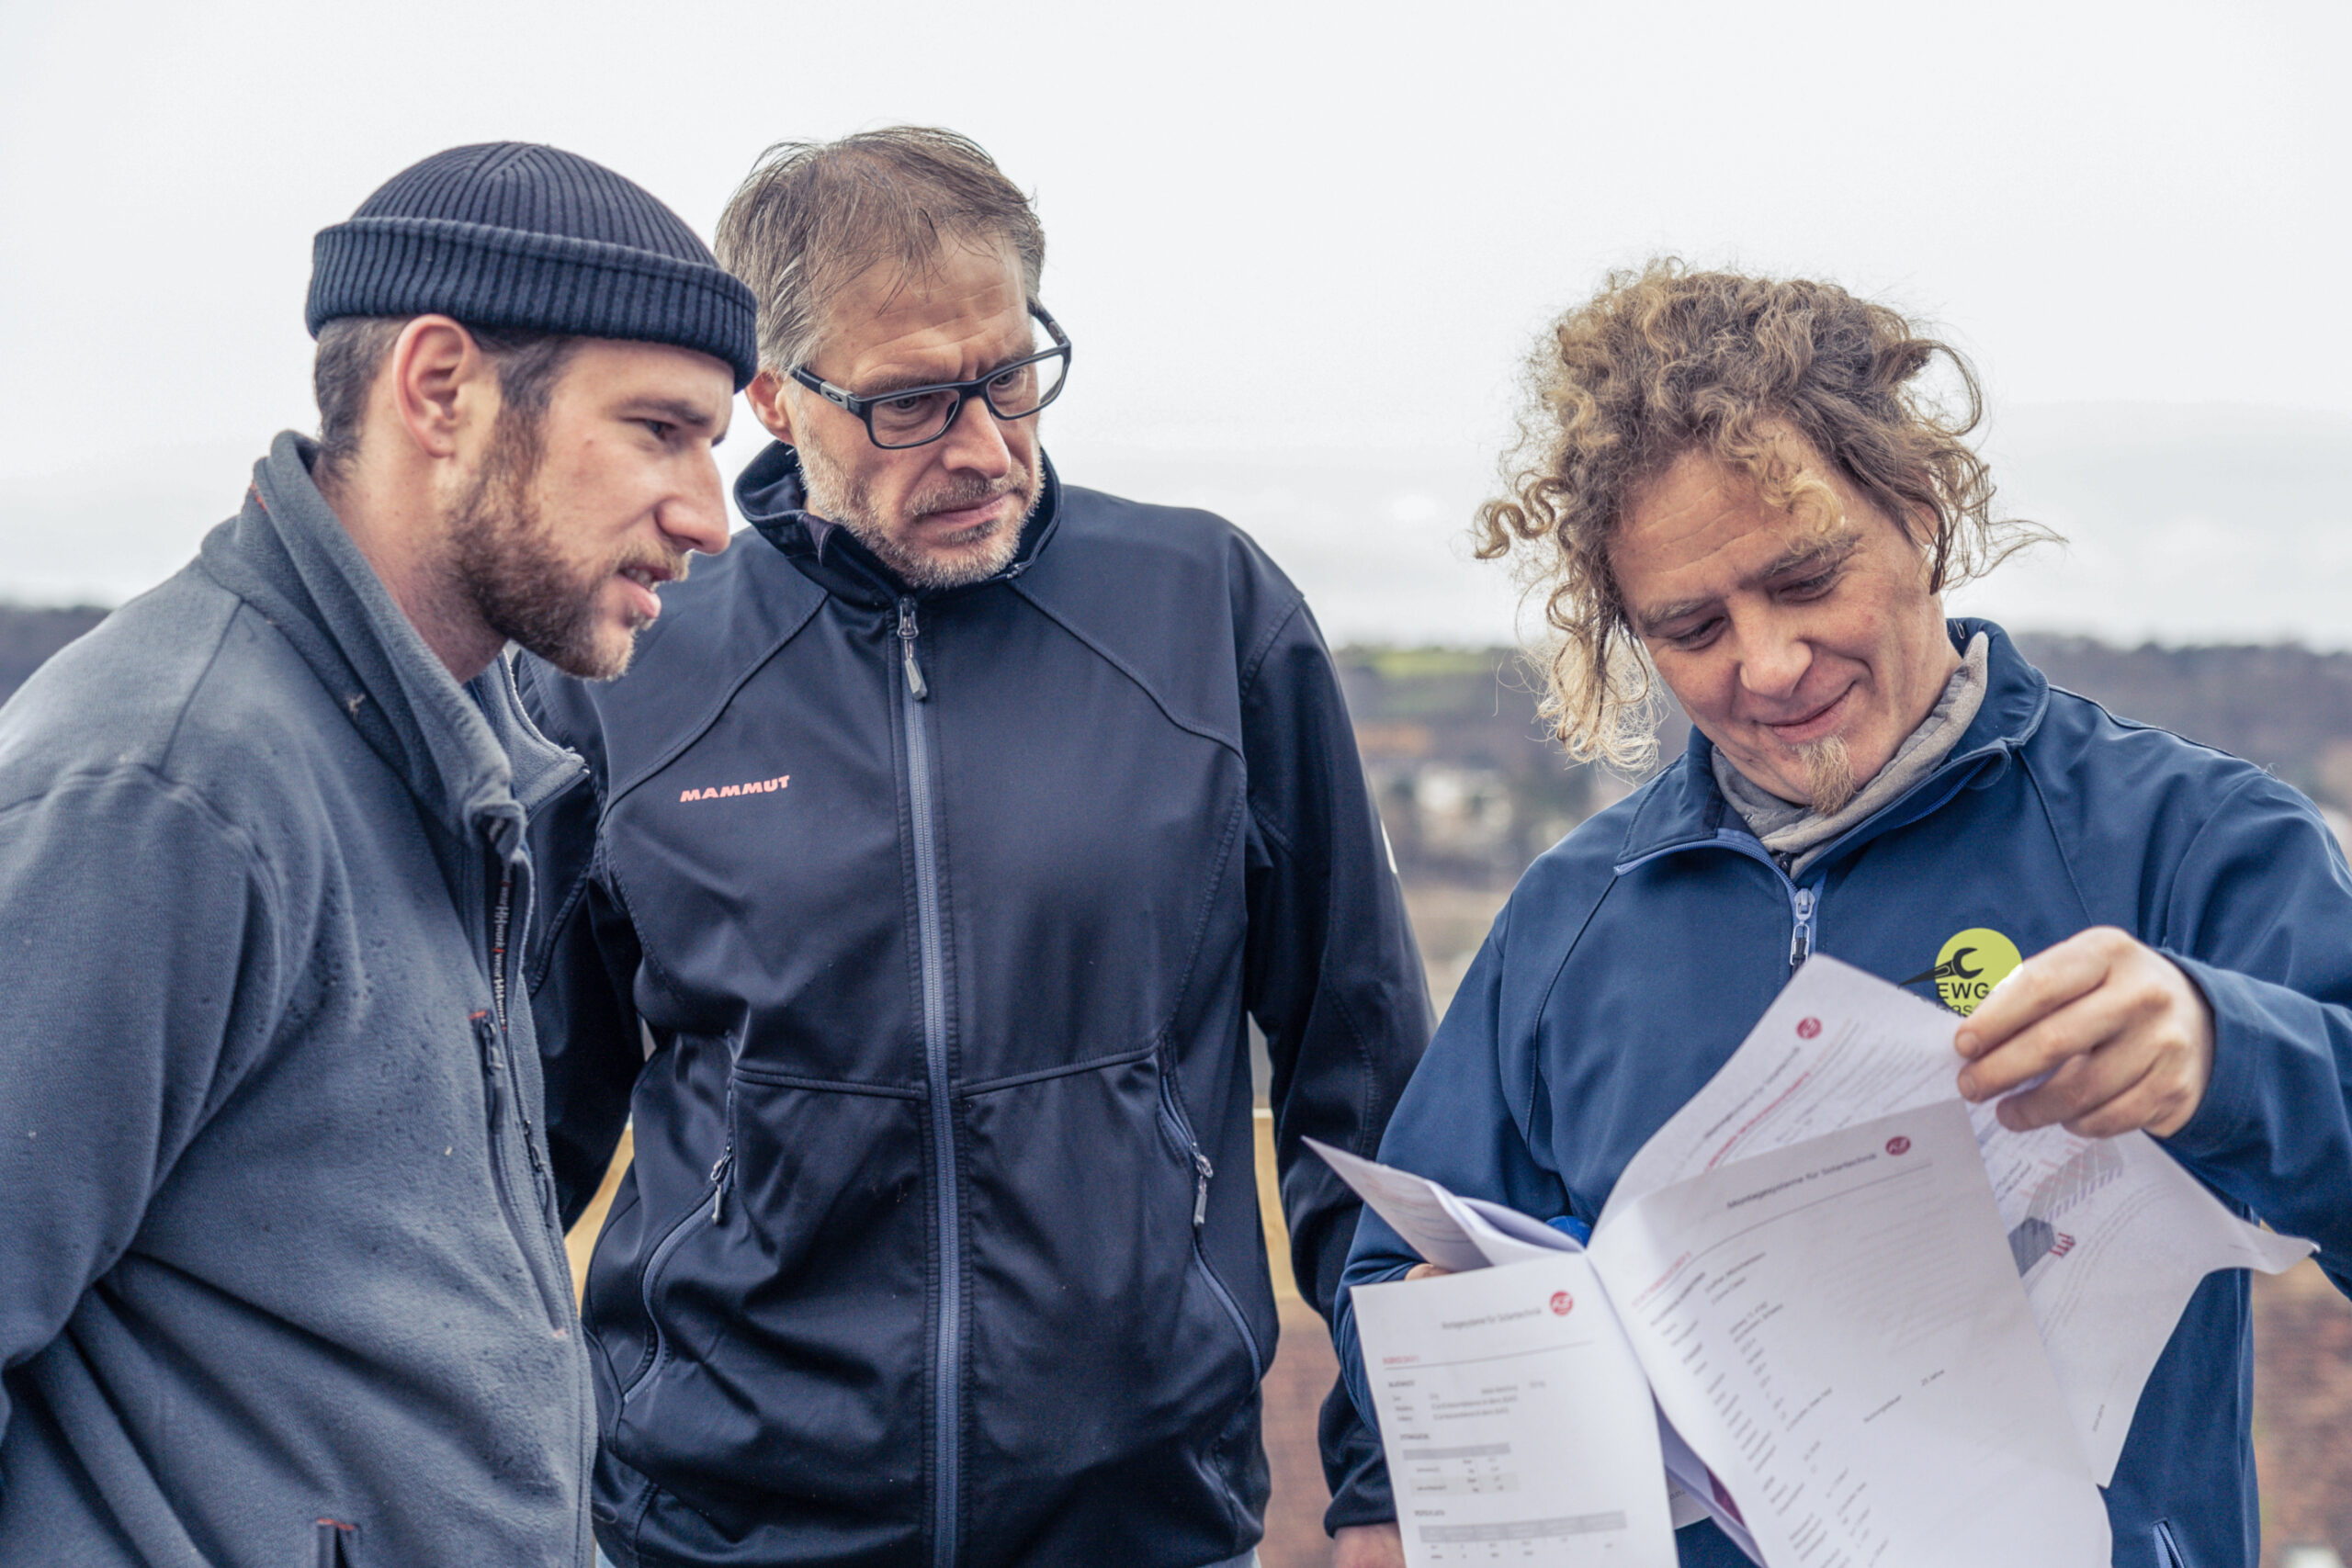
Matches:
[4,0,2347,644]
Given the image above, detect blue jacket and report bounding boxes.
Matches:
[1339,621,2352,1568]
[0,434,595,1568]
[520,442,1430,1567]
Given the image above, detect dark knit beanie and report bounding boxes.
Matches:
[308,142,759,389]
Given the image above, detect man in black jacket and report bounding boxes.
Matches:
[522,126,1430,1568]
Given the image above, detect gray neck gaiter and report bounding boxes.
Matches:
[1713,631,1990,879]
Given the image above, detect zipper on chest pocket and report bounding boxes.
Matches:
[472,1010,566,1333]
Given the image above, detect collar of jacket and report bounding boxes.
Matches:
[732,437,1064,609]
[1611,617,2052,873]
[195,431,580,855]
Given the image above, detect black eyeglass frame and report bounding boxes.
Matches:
[789,303,1072,451]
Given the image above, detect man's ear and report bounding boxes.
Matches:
[387,315,499,460]
[744,369,798,445]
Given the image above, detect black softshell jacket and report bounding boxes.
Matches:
[521,443,1429,1567]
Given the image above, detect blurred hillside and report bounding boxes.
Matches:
[6,607,2349,1561]
[1338,633,2352,896]
[0,604,107,702]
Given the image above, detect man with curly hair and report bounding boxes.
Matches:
[1336,263,2352,1567]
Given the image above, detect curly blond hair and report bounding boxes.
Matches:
[1475,261,2050,771]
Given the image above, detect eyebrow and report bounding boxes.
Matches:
[834,336,1046,398]
[1631,528,1862,635]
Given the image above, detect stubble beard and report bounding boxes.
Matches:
[797,434,1037,592]
[1798,735,1860,815]
[447,411,684,682]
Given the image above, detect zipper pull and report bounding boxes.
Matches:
[1192,1151,1214,1230]
[472,1012,505,1121]
[710,1145,735,1224]
[1789,886,1817,969]
[896,598,929,702]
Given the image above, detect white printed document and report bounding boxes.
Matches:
[1352,1253,1680,1566]
[1325,956,2316,1562]
[1967,1106,2311,1477]
[1589,1100,2110,1563]
[1316,1137,1751,1550]
[1601,955,2312,1483]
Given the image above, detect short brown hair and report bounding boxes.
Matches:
[1475,261,2051,770]
[714,126,1046,374]
[311,318,580,487]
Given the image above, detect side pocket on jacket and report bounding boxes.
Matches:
[616,1081,738,1408]
[312,1517,356,1567]
[1154,1059,1265,1382]
[2153,1519,2189,1568]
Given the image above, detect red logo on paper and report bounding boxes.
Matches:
[1549,1292,1574,1316]
[1796,1017,1822,1039]
[1885,1136,1912,1156]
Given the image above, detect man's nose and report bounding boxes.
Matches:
[1735,617,1811,701]
[661,453,732,557]
[935,391,1014,477]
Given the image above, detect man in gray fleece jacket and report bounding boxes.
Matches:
[0,143,752,1567]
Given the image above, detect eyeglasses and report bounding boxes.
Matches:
[790,303,1072,451]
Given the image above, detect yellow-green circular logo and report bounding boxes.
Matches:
[1934,929,2021,1015]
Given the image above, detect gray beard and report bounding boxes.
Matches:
[797,437,1035,591]
[1799,735,1859,815]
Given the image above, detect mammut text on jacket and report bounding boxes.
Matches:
[522,442,1430,1568]
[0,434,595,1568]
[1340,622,2352,1568]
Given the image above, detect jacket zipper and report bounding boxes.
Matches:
[898,597,930,702]
[620,1079,738,1404]
[618,1189,715,1404]
[1617,830,1823,978]
[473,1010,567,1335]
[490,865,560,1225]
[899,597,961,1568]
[1155,1068,1265,1382]
[1610,740,2014,981]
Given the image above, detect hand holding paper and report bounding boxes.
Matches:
[1327,957,2314,1563]
[1953,925,2217,1138]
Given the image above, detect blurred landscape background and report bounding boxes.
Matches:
[6,597,2350,1563]
[8,0,2346,1555]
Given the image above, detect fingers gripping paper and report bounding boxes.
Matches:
[1327,957,2313,1566]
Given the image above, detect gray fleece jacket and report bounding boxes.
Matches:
[0,434,594,1567]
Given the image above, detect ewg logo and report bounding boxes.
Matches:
[1903,928,2023,1016]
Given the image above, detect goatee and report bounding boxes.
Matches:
[1799,736,1859,815]
[798,438,1035,591]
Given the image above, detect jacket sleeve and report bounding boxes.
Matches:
[0,771,279,1458]
[518,665,646,1226]
[1237,599,1432,1532]
[2148,772,2352,1292]
[1331,901,1575,1468]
